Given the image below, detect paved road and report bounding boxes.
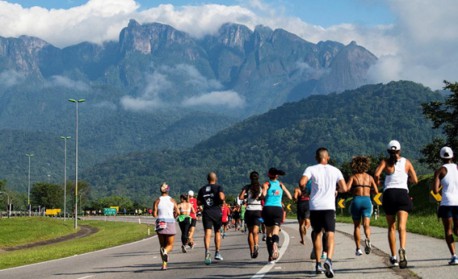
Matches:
[0,216,455,278]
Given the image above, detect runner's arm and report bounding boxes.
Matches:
[281,183,293,200]
[299,175,309,190]
[152,199,159,218]
[374,160,386,187]
[406,159,418,185]
[337,178,348,193]
[433,167,447,194]
[238,187,247,200]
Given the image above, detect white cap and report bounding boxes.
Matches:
[387,140,401,151]
[440,146,454,159]
[188,190,194,196]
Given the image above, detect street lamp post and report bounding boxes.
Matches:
[68,98,85,229]
[60,136,71,221]
[25,153,33,217]
[0,191,11,218]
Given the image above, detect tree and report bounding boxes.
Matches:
[421,81,458,169]
[31,183,63,209]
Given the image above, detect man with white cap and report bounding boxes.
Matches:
[374,140,418,269]
[187,190,198,249]
[433,146,458,265]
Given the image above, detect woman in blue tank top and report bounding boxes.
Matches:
[261,168,292,263]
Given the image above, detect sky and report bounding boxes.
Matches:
[1,0,457,89]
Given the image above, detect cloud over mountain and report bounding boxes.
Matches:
[0,0,456,89]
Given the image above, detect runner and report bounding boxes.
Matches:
[299,147,348,278]
[187,190,198,249]
[293,180,311,245]
[240,201,247,233]
[261,167,292,263]
[239,171,263,258]
[347,156,379,256]
[374,140,418,269]
[177,193,195,253]
[232,204,241,231]
[221,200,231,239]
[433,146,458,265]
[197,172,225,265]
[152,182,179,270]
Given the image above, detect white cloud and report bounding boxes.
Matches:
[120,64,239,111]
[0,0,456,89]
[182,90,245,108]
[46,75,90,91]
[0,70,24,87]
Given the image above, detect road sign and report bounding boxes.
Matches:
[430,190,442,202]
[373,193,382,205]
[103,208,117,216]
[338,198,345,208]
[45,209,61,216]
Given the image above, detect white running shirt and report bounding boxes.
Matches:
[303,164,344,211]
[384,157,409,191]
[440,163,458,206]
[157,196,175,222]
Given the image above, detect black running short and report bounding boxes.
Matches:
[310,210,336,233]
[245,210,262,228]
[190,218,197,227]
[297,201,310,221]
[202,211,222,232]
[382,188,412,215]
[262,206,283,227]
[438,206,458,219]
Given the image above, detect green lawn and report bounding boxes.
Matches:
[0,218,151,269]
[0,217,75,248]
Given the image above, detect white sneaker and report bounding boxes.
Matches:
[355,249,363,256]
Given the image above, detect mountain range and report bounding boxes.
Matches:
[0,20,378,191]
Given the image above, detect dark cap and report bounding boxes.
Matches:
[268,167,285,176]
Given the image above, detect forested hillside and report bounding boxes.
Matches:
[83,81,443,203]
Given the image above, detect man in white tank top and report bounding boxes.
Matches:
[433,146,458,265]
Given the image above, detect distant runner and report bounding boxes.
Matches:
[187,190,198,249]
[261,168,292,263]
[433,146,458,265]
[152,183,179,270]
[221,201,231,238]
[177,193,195,253]
[197,172,225,265]
[239,171,263,258]
[300,147,348,278]
[347,156,379,256]
[375,140,418,269]
[293,180,311,245]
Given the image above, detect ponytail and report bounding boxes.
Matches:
[249,171,261,198]
[387,150,399,166]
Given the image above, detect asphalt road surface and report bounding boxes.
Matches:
[0,216,455,278]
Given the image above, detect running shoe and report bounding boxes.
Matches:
[252,245,259,259]
[399,248,407,269]
[323,259,334,278]
[449,255,458,265]
[268,256,276,264]
[390,256,399,267]
[321,251,327,260]
[161,261,167,270]
[222,232,225,239]
[205,252,212,265]
[272,242,279,260]
[315,263,324,274]
[215,251,224,261]
[355,249,363,256]
[364,239,372,255]
[181,244,187,253]
[160,247,168,262]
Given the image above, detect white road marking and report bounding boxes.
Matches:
[77,276,94,279]
[250,229,290,279]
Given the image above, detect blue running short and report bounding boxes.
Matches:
[350,196,373,220]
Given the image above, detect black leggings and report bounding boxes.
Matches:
[179,217,191,245]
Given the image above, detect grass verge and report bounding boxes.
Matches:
[336,213,444,239]
[0,217,75,248]
[0,219,151,270]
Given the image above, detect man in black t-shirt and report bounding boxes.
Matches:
[197,172,225,265]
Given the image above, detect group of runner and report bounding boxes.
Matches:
[152,140,458,278]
